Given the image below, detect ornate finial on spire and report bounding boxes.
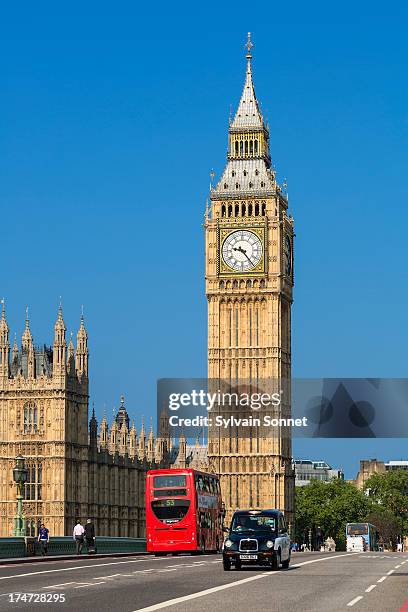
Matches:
[1,298,5,319]
[283,177,288,191]
[25,306,29,324]
[92,402,96,418]
[120,394,125,407]
[245,32,253,59]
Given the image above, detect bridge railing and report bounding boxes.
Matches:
[0,537,147,559]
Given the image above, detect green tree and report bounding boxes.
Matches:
[295,479,371,550]
[364,470,408,536]
[366,509,402,549]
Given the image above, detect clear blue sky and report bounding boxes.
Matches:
[1,2,407,477]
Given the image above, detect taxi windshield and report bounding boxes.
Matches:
[231,514,276,533]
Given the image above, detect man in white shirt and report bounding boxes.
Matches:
[73,520,85,555]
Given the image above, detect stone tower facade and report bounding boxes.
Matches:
[0,303,169,537]
[205,36,295,523]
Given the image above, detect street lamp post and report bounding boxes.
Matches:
[12,455,28,537]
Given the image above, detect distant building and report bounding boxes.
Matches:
[293,459,344,487]
[170,432,208,470]
[355,458,408,489]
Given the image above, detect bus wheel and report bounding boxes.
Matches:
[223,557,231,571]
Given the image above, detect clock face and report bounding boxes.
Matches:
[222,230,263,272]
[284,236,292,276]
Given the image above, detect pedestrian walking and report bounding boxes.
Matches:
[84,519,96,553]
[73,520,85,555]
[37,523,49,556]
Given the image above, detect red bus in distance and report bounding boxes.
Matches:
[146,468,225,554]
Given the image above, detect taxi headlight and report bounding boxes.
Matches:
[224,539,233,548]
[266,540,274,549]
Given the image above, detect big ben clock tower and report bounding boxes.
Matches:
[205,34,294,523]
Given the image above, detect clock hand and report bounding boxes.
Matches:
[233,246,254,266]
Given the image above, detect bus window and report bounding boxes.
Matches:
[151,499,190,524]
[347,523,368,536]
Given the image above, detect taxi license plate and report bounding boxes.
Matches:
[240,554,257,560]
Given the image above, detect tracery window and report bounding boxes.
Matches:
[24,463,42,501]
[23,402,38,433]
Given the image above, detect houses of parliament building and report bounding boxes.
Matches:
[0,304,171,537]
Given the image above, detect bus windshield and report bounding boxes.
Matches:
[231,514,276,533]
[347,523,368,535]
[151,499,190,524]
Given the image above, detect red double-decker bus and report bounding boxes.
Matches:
[146,468,225,554]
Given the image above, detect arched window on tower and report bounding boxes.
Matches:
[228,204,232,217]
[261,202,266,215]
[254,140,258,155]
[240,141,243,156]
[249,140,253,155]
[248,203,253,216]
[255,202,259,216]
[221,204,226,217]
[245,140,248,155]
[23,402,38,433]
[242,203,246,216]
[235,203,239,217]
[235,141,239,156]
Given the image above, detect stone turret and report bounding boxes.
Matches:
[53,304,67,377]
[22,308,35,378]
[129,421,137,459]
[89,405,98,447]
[67,332,75,375]
[100,414,108,450]
[147,420,155,463]
[138,418,146,461]
[75,313,88,378]
[0,300,10,379]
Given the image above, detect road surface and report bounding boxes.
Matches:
[0,551,406,611]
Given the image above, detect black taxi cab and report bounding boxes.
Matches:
[222,509,291,571]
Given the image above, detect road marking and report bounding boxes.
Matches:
[377,576,387,583]
[0,558,150,581]
[131,553,360,612]
[157,569,178,573]
[74,581,106,589]
[42,582,76,589]
[365,585,376,593]
[347,596,363,607]
[395,565,401,568]
[400,596,408,612]
[387,569,395,575]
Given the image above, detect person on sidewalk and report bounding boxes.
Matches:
[37,523,49,556]
[73,520,85,555]
[84,519,96,553]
